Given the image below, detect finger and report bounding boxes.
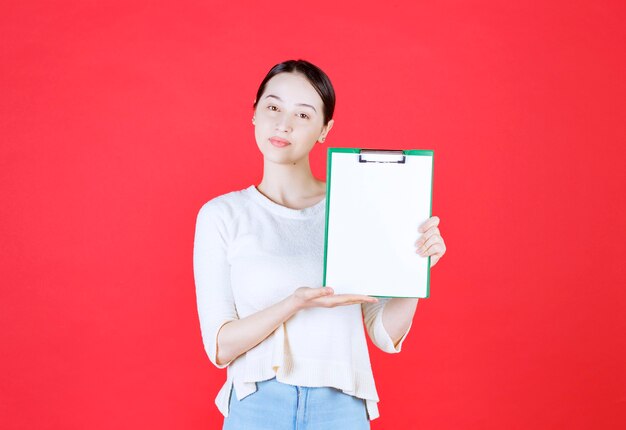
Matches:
[415,227,441,247]
[418,215,440,233]
[416,234,442,254]
[319,295,378,306]
[303,287,334,300]
[419,243,446,257]
[334,294,378,302]
[430,254,440,268]
[332,294,378,303]
[321,298,377,308]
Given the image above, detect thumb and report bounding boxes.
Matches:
[318,287,334,296]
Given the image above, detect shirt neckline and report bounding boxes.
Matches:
[246,185,326,219]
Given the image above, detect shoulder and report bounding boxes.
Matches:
[196,186,255,224]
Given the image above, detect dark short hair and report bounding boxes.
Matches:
[253,59,336,125]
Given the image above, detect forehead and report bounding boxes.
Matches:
[261,72,323,107]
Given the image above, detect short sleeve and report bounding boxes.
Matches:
[362,298,414,353]
[193,201,239,369]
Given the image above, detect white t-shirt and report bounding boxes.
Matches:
[193,185,413,421]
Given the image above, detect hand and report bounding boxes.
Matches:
[415,215,447,268]
[290,286,378,311]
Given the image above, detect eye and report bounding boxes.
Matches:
[267,105,278,111]
[297,113,310,119]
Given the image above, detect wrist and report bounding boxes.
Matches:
[285,293,303,314]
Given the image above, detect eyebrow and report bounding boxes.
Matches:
[264,95,317,113]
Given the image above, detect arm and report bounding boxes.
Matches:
[217,288,379,365]
[362,298,416,353]
[214,295,299,366]
[362,216,446,352]
[193,201,378,367]
[382,298,418,347]
[193,201,238,369]
[381,215,447,348]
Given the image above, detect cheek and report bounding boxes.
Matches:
[253,127,266,148]
[255,116,274,133]
[304,126,322,141]
[255,130,267,147]
[254,115,270,131]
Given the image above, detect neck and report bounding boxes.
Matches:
[257,156,324,207]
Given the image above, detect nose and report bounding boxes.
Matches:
[275,113,292,133]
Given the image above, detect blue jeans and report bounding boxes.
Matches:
[222,377,371,430]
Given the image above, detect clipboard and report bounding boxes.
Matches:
[322,148,434,298]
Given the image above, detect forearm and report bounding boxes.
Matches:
[215,295,300,366]
[382,298,418,347]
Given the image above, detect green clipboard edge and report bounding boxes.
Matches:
[322,147,435,299]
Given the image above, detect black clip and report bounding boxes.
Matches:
[358,150,406,164]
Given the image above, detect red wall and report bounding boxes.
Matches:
[2,1,625,429]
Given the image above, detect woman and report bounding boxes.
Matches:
[193,59,446,429]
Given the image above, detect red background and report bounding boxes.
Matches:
[2,1,625,429]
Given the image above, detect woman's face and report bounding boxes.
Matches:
[253,72,333,166]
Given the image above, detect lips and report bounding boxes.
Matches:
[269,137,291,148]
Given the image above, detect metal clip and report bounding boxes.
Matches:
[358,149,406,164]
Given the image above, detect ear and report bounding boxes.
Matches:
[318,119,334,142]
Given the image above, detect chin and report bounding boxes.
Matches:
[263,153,308,166]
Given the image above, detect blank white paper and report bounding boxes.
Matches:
[324,150,433,298]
